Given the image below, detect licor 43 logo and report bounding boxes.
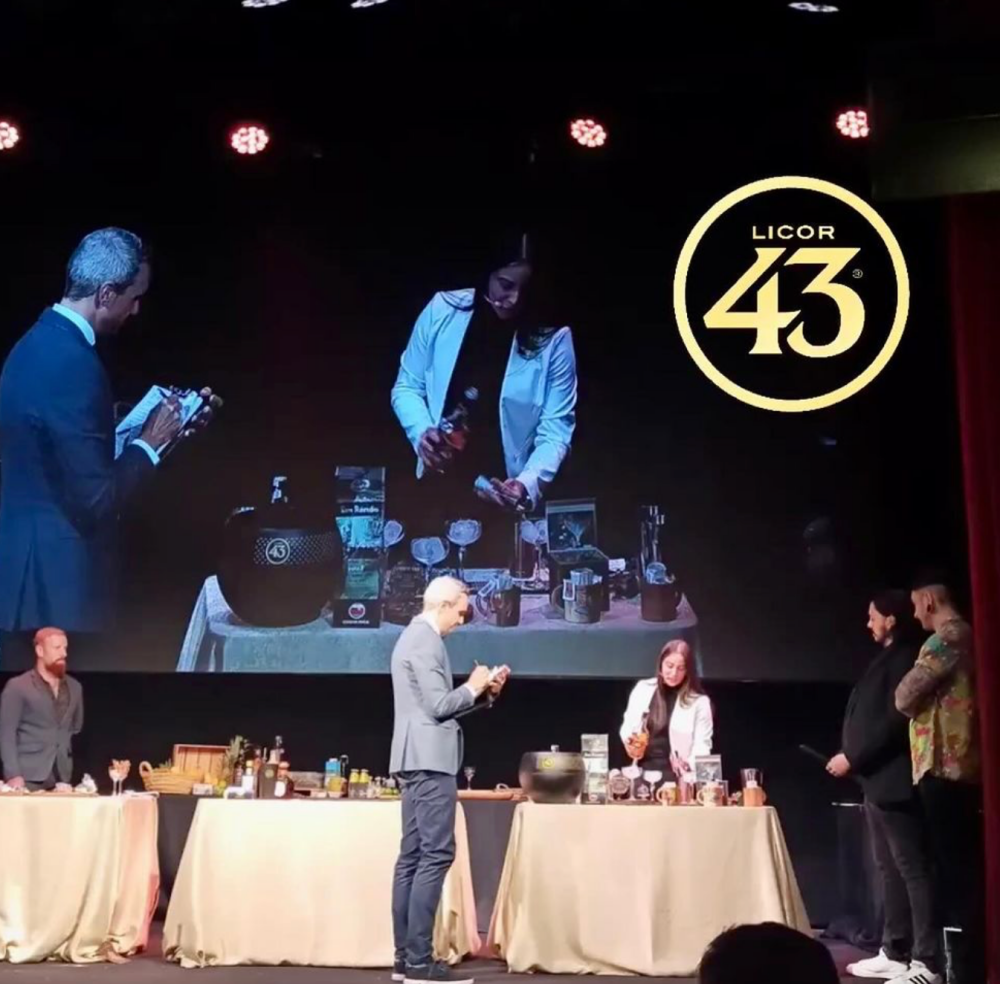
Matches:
[673,176,909,412]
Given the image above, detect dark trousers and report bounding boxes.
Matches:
[392,770,458,967]
[918,775,985,984]
[865,797,939,970]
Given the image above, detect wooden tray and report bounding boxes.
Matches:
[458,789,521,801]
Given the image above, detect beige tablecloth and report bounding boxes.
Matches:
[488,803,810,977]
[0,795,160,963]
[164,798,479,969]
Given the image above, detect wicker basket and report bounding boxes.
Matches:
[139,761,198,795]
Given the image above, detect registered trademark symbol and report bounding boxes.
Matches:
[852,268,863,279]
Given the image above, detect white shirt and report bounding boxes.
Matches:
[52,304,160,467]
[619,678,714,775]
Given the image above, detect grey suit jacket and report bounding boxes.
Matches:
[390,618,484,776]
[0,670,83,783]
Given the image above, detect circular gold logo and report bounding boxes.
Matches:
[673,176,909,412]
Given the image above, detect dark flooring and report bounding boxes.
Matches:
[0,927,871,982]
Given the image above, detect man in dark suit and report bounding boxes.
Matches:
[1,627,83,790]
[389,576,509,984]
[0,228,215,667]
[826,591,940,983]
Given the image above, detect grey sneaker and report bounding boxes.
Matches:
[403,962,474,984]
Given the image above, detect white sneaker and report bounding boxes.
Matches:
[847,948,910,979]
[886,961,943,984]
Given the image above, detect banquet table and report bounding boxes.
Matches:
[0,794,160,964]
[488,803,811,977]
[163,798,479,969]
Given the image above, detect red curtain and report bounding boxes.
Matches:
[948,193,1000,984]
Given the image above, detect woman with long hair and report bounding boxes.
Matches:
[391,253,577,517]
[619,639,712,780]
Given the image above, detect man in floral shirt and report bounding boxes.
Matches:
[894,574,983,984]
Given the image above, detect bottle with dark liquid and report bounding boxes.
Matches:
[439,387,479,451]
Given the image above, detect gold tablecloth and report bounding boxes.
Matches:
[164,799,480,969]
[488,803,810,977]
[0,795,160,963]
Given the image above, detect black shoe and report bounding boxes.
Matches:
[392,960,406,982]
[403,962,474,984]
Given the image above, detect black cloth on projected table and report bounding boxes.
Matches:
[437,295,511,506]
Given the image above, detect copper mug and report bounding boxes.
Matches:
[741,769,767,807]
[656,781,679,806]
[678,778,697,805]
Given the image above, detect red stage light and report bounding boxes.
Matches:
[0,120,21,152]
[570,118,608,149]
[229,124,271,156]
[835,108,869,140]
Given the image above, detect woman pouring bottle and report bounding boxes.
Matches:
[620,639,713,781]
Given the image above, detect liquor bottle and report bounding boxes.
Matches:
[241,746,257,795]
[259,745,280,799]
[439,387,479,451]
[274,762,292,799]
[339,755,350,798]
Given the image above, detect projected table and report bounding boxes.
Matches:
[163,798,478,969]
[487,803,810,977]
[176,576,698,675]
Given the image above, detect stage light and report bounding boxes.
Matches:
[835,108,869,140]
[230,124,271,155]
[570,118,607,149]
[242,0,290,7]
[788,2,839,11]
[0,120,21,152]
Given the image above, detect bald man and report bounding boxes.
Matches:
[389,577,509,984]
[895,574,982,984]
[0,627,83,790]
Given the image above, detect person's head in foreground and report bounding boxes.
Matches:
[34,627,69,679]
[698,923,839,984]
[422,576,471,636]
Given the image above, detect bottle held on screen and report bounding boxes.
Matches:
[439,386,479,451]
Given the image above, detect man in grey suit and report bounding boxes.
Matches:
[390,576,509,984]
[0,627,83,790]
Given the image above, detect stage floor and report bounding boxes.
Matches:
[0,927,869,982]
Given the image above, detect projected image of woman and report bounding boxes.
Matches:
[391,252,577,514]
[620,640,713,781]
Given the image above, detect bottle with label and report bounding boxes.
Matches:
[259,745,280,799]
[439,387,479,451]
[339,755,350,798]
[274,762,292,799]
[349,769,360,799]
[241,746,258,795]
[325,758,341,796]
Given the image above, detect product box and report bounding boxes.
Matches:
[581,733,610,804]
[332,466,385,628]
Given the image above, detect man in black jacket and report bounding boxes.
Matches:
[827,590,940,983]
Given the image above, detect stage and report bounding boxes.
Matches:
[0,927,870,983]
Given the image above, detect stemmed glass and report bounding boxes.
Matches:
[463,765,476,791]
[447,520,482,583]
[383,519,405,551]
[519,520,548,584]
[411,537,449,588]
[108,759,130,796]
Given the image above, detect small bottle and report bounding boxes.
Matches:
[349,769,360,799]
[324,758,339,795]
[272,735,285,764]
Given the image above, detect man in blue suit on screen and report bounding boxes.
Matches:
[0,228,213,667]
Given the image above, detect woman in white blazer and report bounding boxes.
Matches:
[619,639,713,780]
[391,257,577,512]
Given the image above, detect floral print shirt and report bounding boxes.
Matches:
[895,617,979,784]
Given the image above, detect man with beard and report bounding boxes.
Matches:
[0,628,83,790]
